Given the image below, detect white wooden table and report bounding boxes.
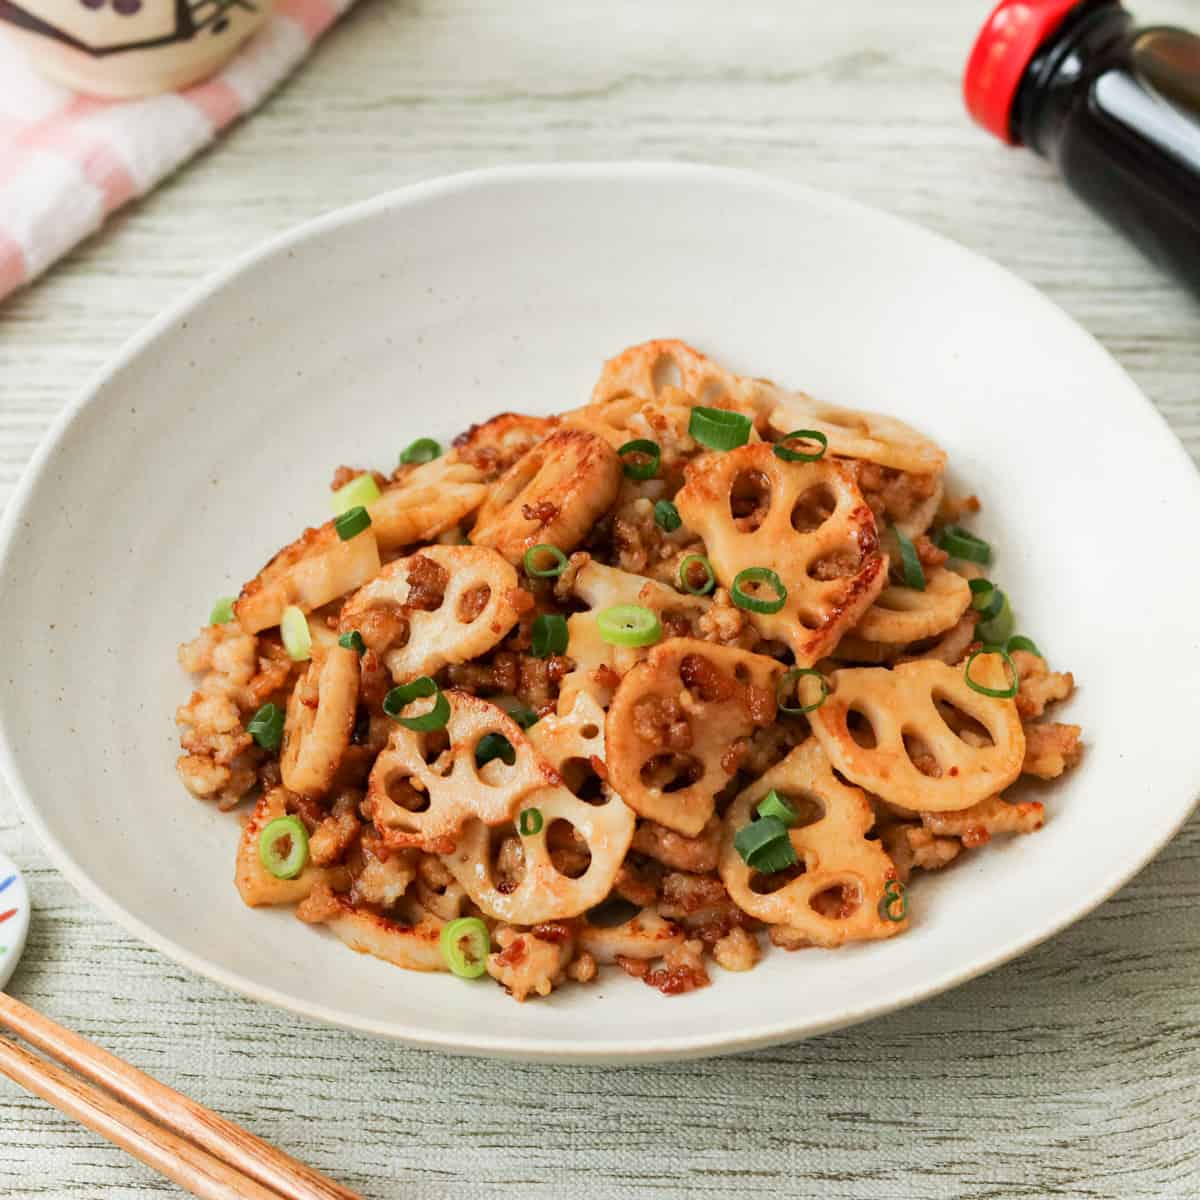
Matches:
[2,2,1199,1196]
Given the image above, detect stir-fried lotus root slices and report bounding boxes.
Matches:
[339,544,522,683]
[589,338,778,429]
[369,456,487,552]
[720,739,906,947]
[297,886,449,972]
[469,429,622,564]
[235,521,381,635]
[235,789,350,907]
[559,561,711,708]
[850,567,971,647]
[451,412,557,478]
[606,638,783,837]
[767,391,947,476]
[578,906,685,963]
[367,692,556,850]
[676,443,886,667]
[280,644,360,798]
[810,657,1025,812]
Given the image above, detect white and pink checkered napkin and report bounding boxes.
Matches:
[0,0,354,304]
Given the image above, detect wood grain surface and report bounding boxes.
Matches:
[2,2,1199,1196]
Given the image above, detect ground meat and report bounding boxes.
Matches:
[493,836,526,890]
[695,588,760,650]
[632,696,692,751]
[566,950,598,983]
[531,920,576,945]
[330,465,387,493]
[809,884,860,920]
[614,861,661,908]
[713,926,761,972]
[809,549,864,581]
[903,733,943,778]
[616,954,650,979]
[351,836,418,909]
[741,723,803,776]
[554,551,591,602]
[1022,722,1083,779]
[405,554,449,611]
[487,926,572,1001]
[175,689,260,808]
[879,822,961,884]
[679,653,735,703]
[357,605,410,659]
[922,795,1045,840]
[295,882,342,925]
[630,817,722,873]
[642,938,710,995]
[521,499,560,525]
[658,871,729,916]
[456,584,491,625]
[938,491,982,523]
[850,462,940,527]
[593,664,622,692]
[308,792,362,866]
[746,683,776,727]
[446,650,568,710]
[913,534,949,570]
[721,738,749,775]
[1013,650,1075,720]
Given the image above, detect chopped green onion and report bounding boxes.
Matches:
[969,578,1002,620]
[209,596,236,625]
[518,808,544,837]
[330,473,381,515]
[334,505,372,541]
[617,439,661,481]
[679,554,716,596]
[523,544,568,578]
[258,816,309,880]
[731,567,787,615]
[756,789,798,826]
[773,429,828,463]
[338,630,366,655]
[531,613,568,658]
[383,676,451,731]
[733,815,798,873]
[689,406,752,451]
[937,524,992,565]
[246,702,284,751]
[280,605,312,662]
[476,733,516,769]
[964,648,1019,699]
[439,916,490,979]
[777,668,828,715]
[505,704,539,729]
[597,604,662,648]
[976,590,1014,645]
[399,438,441,465]
[878,879,907,922]
[654,499,682,532]
[891,525,926,591]
[1006,634,1042,657]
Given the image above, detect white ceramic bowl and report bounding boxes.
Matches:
[1,164,1197,1062]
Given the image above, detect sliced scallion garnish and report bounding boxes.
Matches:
[688,406,752,451]
[777,667,827,715]
[756,789,798,826]
[772,429,828,463]
[383,676,451,731]
[523,544,568,579]
[334,505,372,541]
[964,647,1019,699]
[878,879,907,922]
[969,578,1002,619]
[731,567,787,615]
[330,473,381,515]
[891,525,926,591]
[617,439,661,481]
[209,596,236,625]
[258,815,309,880]
[439,916,490,979]
[654,499,682,532]
[597,604,662,648]
[975,590,1014,645]
[937,524,992,565]
[530,613,568,659]
[280,605,312,661]
[1006,634,1042,657]
[246,702,284,751]
[518,808,544,837]
[475,733,516,768]
[399,438,441,465]
[338,630,366,655]
[733,815,798,873]
[679,554,716,596]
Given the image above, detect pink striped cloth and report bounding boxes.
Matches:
[0,0,355,303]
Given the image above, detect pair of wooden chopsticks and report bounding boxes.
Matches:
[0,992,362,1200]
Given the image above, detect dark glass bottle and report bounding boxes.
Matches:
[966,0,1200,295]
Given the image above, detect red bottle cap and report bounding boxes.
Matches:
[964,0,1082,144]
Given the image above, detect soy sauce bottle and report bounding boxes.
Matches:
[965,0,1200,295]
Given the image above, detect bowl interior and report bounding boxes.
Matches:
[1,165,1197,1061]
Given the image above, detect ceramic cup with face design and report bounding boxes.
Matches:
[0,0,273,98]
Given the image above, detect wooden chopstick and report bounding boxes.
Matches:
[0,993,361,1200]
[0,1034,283,1200]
